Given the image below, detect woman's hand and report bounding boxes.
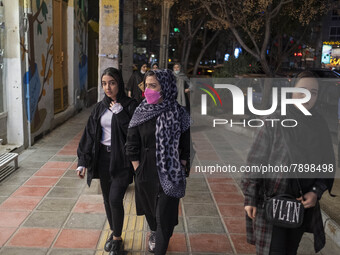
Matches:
[244,206,257,219]
[76,167,86,179]
[110,101,123,114]
[296,192,317,208]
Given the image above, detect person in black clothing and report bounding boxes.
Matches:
[127,63,148,104]
[242,71,335,255]
[77,67,137,255]
[125,69,191,254]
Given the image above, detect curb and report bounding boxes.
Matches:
[322,210,340,249]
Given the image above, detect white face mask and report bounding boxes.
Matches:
[174,70,180,75]
[141,70,146,74]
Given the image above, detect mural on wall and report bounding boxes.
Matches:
[75,0,87,94]
[21,0,53,133]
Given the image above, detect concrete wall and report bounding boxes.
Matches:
[4,0,24,146]
[98,0,119,101]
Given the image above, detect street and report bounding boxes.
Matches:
[0,107,339,254]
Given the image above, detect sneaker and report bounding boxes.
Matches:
[148,231,156,253]
[109,239,123,255]
[104,232,114,252]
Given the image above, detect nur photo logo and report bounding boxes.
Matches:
[196,79,312,128]
[199,83,223,115]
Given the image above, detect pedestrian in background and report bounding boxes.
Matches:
[173,63,191,111]
[127,63,148,104]
[152,63,159,70]
[125,69,191,254]
[242,71,335,255]
[76,67,138,255]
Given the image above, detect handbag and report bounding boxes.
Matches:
[264,178,305,228]
[264,193,304,228]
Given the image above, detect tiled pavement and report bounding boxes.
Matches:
[0,107,340,254]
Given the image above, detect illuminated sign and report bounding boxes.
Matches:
[330,56,340,65]
[323,41,340,45]
[322,45,332,64]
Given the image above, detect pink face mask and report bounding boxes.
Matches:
[144,88,161,104]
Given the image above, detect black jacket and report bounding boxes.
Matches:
[77,96,138,187]
[125,117,190,217]
[126,71,144,104]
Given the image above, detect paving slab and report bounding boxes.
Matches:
[23,211,69,228]
[182,191,214,204]
[184,203,219,217]
[46,187,82,199]
[49,155,77,162]
[56,177,85,188]
[65,213,106,229]
[186,217,225,233]
[0,247,48,255]
[49,249,95,255]
[0,185,20,196]
[36,198,77,212]
[1,176,29,186]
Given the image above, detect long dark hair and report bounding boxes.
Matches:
[101,67,126,101]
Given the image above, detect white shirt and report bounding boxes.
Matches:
[100,109,113,146]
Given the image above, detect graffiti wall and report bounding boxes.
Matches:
[20,0,53,134]
[18,0,88,139]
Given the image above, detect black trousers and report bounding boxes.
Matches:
[145,191,179,255]
[269,225,305,255]
[98,147,128,237]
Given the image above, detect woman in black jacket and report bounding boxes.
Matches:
[127,63,148,104]
[125,69,191,254]
[242,71,335,255]
[77,67,137,255]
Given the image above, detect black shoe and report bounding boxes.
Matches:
[109,239,123,255]
[148,231,156,253]
[104,232,114,252]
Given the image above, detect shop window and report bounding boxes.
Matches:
[332,9,340,20]
[329,26,340,41]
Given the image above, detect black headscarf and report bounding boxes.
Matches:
[101,67,134,109]
[101,67,126,103]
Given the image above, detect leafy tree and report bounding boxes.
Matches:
[201,0,328,107]
[213,54,260,78]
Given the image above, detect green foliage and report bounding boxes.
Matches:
[213,54,260,78]
[37,23,42,35]
[42,2,48,20]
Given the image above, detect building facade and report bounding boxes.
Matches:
[0,0,92,149]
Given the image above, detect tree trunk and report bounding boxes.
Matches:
[193,30,220,75]
[181,37,188,64]
[183,37,192,73]
[260,58,274,109]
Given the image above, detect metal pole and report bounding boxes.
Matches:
[23,0,32,147]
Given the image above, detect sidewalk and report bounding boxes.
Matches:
[0,107,339,254]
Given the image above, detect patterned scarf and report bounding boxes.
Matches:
[129,69,190,198]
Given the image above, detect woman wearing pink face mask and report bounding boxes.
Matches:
[125,69,191,254]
